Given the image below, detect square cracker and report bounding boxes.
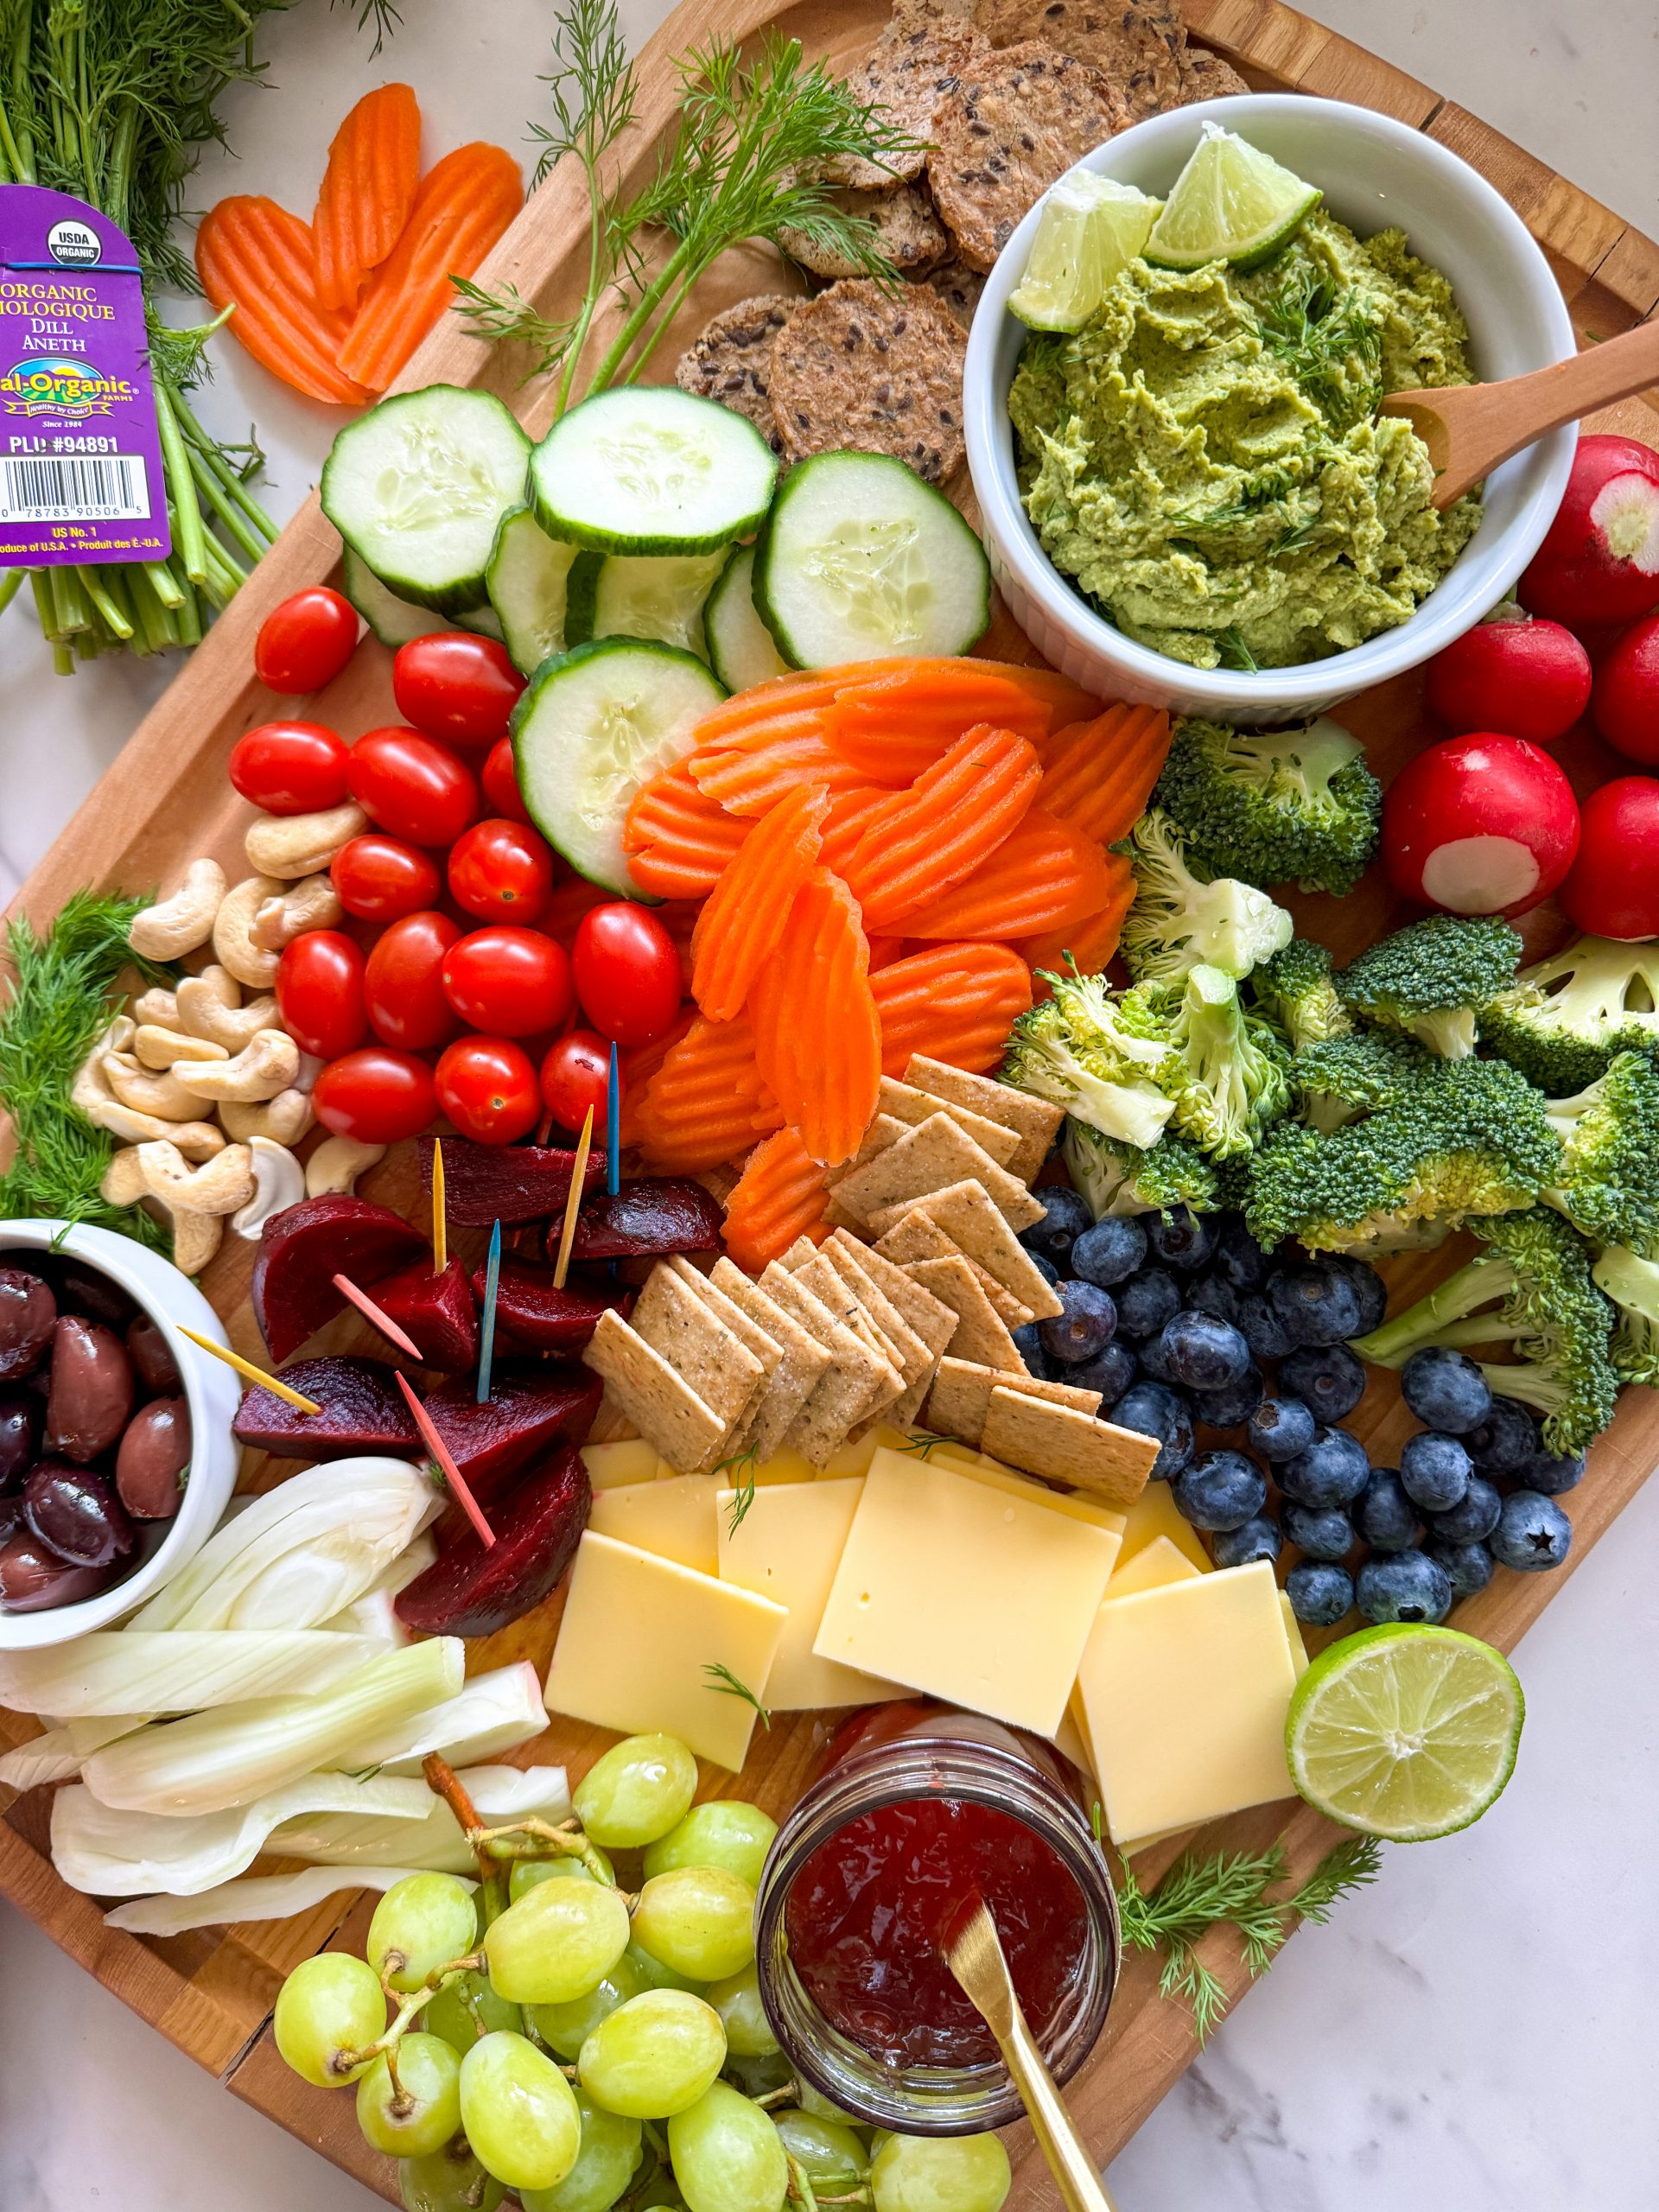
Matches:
[824,1114,907,1189]
[925,1354,1100,1446]
[813,1238,933,1386]
[904,1254,1026,1372]
[909,1179,1064,1320]
[873,1207,1031,1327]
[826,1230,957,1360]
[792,1251,910,1421]
[582,1310,726,1470]
[981,1386,1159,1510]
[877,1077,1021,1169]
[760,1262,891,1465]
[835,1113,1044,1232]
[709,1259,829,1463]
[667,1258,784,1475]
[906,1055,1064,1183]
[630,1263,764,1427]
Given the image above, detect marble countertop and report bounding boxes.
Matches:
[4,3,1659,2207]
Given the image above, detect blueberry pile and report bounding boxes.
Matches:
[1018,1189,1578,1630]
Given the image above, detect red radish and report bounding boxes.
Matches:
[1382,733,1579,918]
[1423,613,1591,744]
[1519,435,1659,630]
[1592,615,1659,765]
[1560,777,1659,939]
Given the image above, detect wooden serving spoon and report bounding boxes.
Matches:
[1379,315,1659,507]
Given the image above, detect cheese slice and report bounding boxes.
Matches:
[1051,1705,1096,1788]
[716,1478,906,1712]
[819,1423,911,1478]
[954,1453,1127,1538]
[588,1475,721,1576]
[753,1446,824,1486]
[1280,1592,1309,1681]
[581,1440,665,1491]
[543,1532,787,1770]
[1105,1534,1201,1599]
[1115,1482,1212,1575]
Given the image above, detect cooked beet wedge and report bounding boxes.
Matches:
[568,1179,724,1261]
[423,1362,601,1507]
[367,1257,479,1372]
[423,1136,606,1227]
[395,1446,589,1637]
[233,1357,420,1461]
[253,1197,428,1365]
[478,1257,632,1352]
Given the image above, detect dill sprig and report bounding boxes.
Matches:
[702,1662,772,1730]
[333,0,401,60]
[1214,625,1261,674]
[716,1440,761,1535]
[1253,260,1383,432]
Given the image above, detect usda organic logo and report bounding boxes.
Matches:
[46,219,100,268]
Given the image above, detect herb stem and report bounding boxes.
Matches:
[585,234,695,397]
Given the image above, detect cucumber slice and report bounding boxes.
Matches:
[486,505,579,675]
[512,639,727,895]
[567,550,728,661]
[529,386,776,555]
[340,547,446,648]
[456,601,506,643]
[705,544,789,691]
[321,386,531,613]
[753,451,989,667]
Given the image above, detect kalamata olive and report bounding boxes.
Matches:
[22,1460,136,1567]
[53,1262,137,1329]
[126,1312,181,1397]
[0,1392,41,1494]
[43,1316,135,1465]
[0,1495,20,1546]
[0,1528,114,1611]
[115,1397,190,1521]
[0,1267,56,1381]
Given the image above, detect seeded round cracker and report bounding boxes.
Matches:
[919,255,987,329]
[768,276,968,485]
[1175,47,1252,103]
[675,293,800,455]
[826,16,990,188]
[972,0,1186,119]
[777,181,950,281]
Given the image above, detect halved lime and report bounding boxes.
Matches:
[1143,123,1321,271]
[1286,1623,1524,1842]
[1009,172,1160,332]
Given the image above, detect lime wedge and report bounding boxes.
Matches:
[1286,1623,1524,1842]
[1143,123,1321,271]
[1009,172,1160,332]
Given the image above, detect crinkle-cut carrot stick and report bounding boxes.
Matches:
[1038,703,1173,849]
[196,197,370,405]
[313,83,423,312]
[865,935,906,972]
[722,1129,833,1274]
[620,1009,697,1147]
[829,659,1103,761]
[818,784,896,877]
[841,725,1043,931]
[691,784,829,1021]
[636,1014,783,1173]
[688,662,921,746]
[750,870,880,1167]
[1020,855,1137,992]
[688,719,868,817]
[655,899,701,994]
[900,809,1117,940]
[624,759,747,899]
[869,944,1033,1076]
[339,142,522,391]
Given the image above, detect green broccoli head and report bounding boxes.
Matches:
[1483,936,1659,1094]
[1290,1027,1429,1134]
[1152,715,1382,895]
[1544,1052,1659,1259]
[1001,968,1177,1150]
[1335,913,1523,1058]
[1253,938,1356,1054]
[1591,1244,1659,1388]
[1128,963,1293,1160]
[1063,1120,1220,1217]
[1116,810,1294,986]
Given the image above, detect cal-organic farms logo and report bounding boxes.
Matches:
[0,354,131,417]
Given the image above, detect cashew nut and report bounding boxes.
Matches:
[133,1024,227,1071]
[137,1140,256,1217]
[171,1028,299,1103]
[100,1148,149,1207]
[102,1051,218,1123]
[128,859,227,960]
[304,1135,386,1197]
[212,875,285,989]
[251,873,343,952]
[245,804,365,880]
[230,1136,306,1240]
[176,967,281,1051]
[102,1149,222,1272]
[132,987,180,1028]
[71,1031,223,1158]
[220,1090,316,1146]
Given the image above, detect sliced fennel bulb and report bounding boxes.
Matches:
[334,1661,548,1776]
[105,1864,475,1937]
[0,1632,391,1719]
[273,1763,570,1873]
[0,1729,85,1789]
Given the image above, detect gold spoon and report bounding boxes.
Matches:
[944,1899,1118,2212]
[1379,314,1659,507]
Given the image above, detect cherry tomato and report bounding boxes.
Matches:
[435,1036,542,1145]
[482,735,533,825]
[448,818,556,924]
[365,910,464,1051]
[572,902,683,1046]
[313,1048,436,1146]
[275,931,368,1060]
[255,587,359,694]
[228,721,350,814]
[346,726,481,847]
[442,925,575,1037]
[540,1029,611,1135]
[392,632,525,747]
[331,833,442,923]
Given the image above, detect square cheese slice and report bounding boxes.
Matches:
[716,1478,907,1712]
[588,1475,721,1576]
[543,1532,787,1770]
[581,1440,665,1491]
[1116,1482,1213,1576]
[813,1446,1122,1737]
[1105,1534,1202,1599]
[1076,1562,1297,1846]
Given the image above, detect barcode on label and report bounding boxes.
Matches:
[0,453,149,522]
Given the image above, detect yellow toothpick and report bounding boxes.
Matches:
[431,1137,448,1275]
[175,1326,321,1414]
[551,1106,594,1291]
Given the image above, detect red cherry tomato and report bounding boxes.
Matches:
[571,902,683,1046]
[448,818,556,924]
[365,910,464,1051]
[392,632,525,747]
[228,721,350,814]
[313,1048,437,1146]
[442,925,575,1037]
[435,1035,542,1145]
[254,587,359,694]
[331,833,442,923]
[482,735,533,825]
[540,1029,611,1135]
[1560,777,1659,940]
[346,726,481,847]
[275,931,368,1060]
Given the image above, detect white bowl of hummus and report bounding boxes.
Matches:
[964,94,1577,722]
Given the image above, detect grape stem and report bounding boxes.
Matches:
[751,2083,801,2109]
[473,1813,619,1888]
[334,1950,486,2074]
[383,2037,410,2114]
[423,1753,493,1886]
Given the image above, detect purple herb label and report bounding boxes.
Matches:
[0,183,171,567]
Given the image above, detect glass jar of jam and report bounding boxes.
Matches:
[753,1701,1119,2133]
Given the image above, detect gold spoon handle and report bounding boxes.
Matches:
[991,2007,1117,2212]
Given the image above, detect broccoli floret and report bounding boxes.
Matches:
[1590,1245,1659,1388]
[1351,1208,1618,1454]
[1152,715,1382,894]
[1002,968,1178,1150]
[1543,1052,1659,1258]
[1336,913,1522,1058]
[1117,810,1294,985]
[1483,935,1659,1094]
[1291,1028,1429,1135]
[1064,1121,1220,1217]
[1127,963,1292,1159]
[1251,938,1356,1053]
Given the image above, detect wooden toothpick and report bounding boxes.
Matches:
[431,1138,447,1276]
[332,1274,423,1361]
[551,1106,594,1291]
[396,1373,495,1549]
[175,1326,321,1414]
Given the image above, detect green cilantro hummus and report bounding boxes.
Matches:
[1008,210,1482,671]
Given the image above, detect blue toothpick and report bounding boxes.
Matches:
[607,1042,620,1279]
[476,1218,501,1403]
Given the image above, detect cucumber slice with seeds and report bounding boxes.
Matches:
[567,550,728,661]
[486,505,579,675]
[705,544,789,691]
[340,546,446,648]
[529,386,776,555]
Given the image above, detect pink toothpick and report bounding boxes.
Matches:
[334,1273,423,1361]
[396,1372,496,1549]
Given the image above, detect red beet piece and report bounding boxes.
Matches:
[476,1257,632,1352]
[233,1357,420,1460]
[423,1361,601,1507]
[252,1196,429,1364]
[395,1446,589,1637]
[568,1179,723,1261]
[423,1135,605,1227]
[366,1257,479,1372]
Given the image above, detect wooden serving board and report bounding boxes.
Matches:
[4,0,1659,2202]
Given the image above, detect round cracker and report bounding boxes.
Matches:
[779,181,950,281]
[1175,48,1252,103]
[675,294,800,456]
[972,0,1186,118]
[920,256,987,329]
[768,277,969,486]
[828,16,990,188]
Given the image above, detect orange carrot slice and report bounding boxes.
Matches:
[689,661,925,747]
[750,870,881,1166]
[624,760,747,899]
[196,197,370,405]
[841,725,1043,930]
[313,84,423,312]
[1020,855,1138,989]
[869,944,1033,1076]
[818,784,897,877]
[829,658,1102,766]
[691,784,830,1021]
[1039,704,1173,849]
[339,143,522,391]
[900,809,1117,940]
[636,1014,783,1173]
[722,1129,833,1273]
[689,718,868,817]
[619,1008,697,1147]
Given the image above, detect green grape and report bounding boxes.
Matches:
[642,1801,778,1889]
[626,1941,702,1995]
[459,2031,582,2192]
[355,2032,462,2158]
[632,2182,688,2211]
[667,2081,788,2212]
[510,1847,614,1903]
[532,1949,647,2058]
[274,1952,387,2088]
[577,1988,726,2119]
[369,1875,481,1996]
[423,1968,520,2055]
[483,1879,632,2004]
[704,1961,778,2057]
[721,2047,794,2097]
[398,2139,507,2212]
[798,2082,861,2125]
[518,2088,644,2212]
[573,1733,698,1849]
[869,2132,1013,2212]
[775,2110,868,2190]
[631,1866,756,1982]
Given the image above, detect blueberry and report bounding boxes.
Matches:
[1266,1262,1363,1348]
[1357,1548,1453,1624]
[1011,1322,1050,1379]
[1136,1332,1178,1385]
[1020,1186,1092,1267]
[1173,1448,1268,1531]
[1158,1310,1251,1391]
[1211,1513,1281,1568]
[1237,1291,1295,1360]
[1354,1467,1418,1551]
[1184,1273,1240,1325]
[1039,1280,1116,1365]
[1189,1366,1266,1429]
[1211,1212,1271,1294]
[1287,1560,1355,1626]
[1280,1424,1370,1508]
[1071,1338,1137,1408]
[1327,1254,1388,1336]
[1425,1473,1503,1546]
[1399,1432,1471,1512]
[1028,1249,1061,1287]
[1071,1216,1147,1289]
[1115,1268,1182,1341]
[1143,1206,1217,1274]
[1282,1501,1356,1560]
[1491,1490,1573,1572]
[1516,1447,1585,1497]
[1110,1381,1195,1481]
[1400,1348,1492,1435]
[1278,1344,1367,1424]
[1464,1396,1540,1474]
[1428,1539,1497,1601]
[1248,1395,1318,1464]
